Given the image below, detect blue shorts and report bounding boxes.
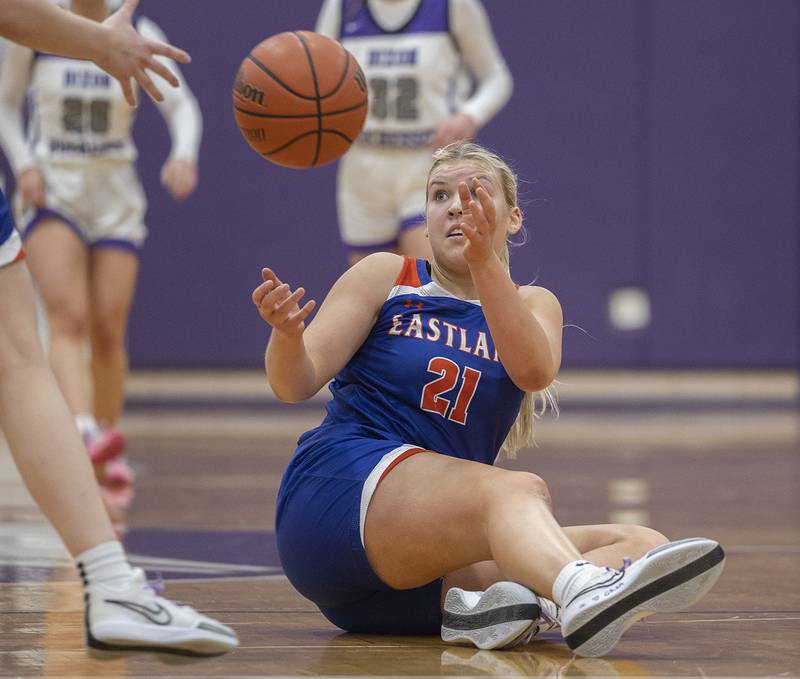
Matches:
[276,424,443,634]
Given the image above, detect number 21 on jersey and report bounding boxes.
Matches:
[420,357,481,426]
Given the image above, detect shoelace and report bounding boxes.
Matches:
[563,556,633,609]
[148,571,166,595]
[539,600,561,631]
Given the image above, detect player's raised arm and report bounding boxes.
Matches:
[253,253,402,402]
[0,0,190,105]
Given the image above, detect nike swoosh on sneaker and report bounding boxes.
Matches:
[104,598,173,625]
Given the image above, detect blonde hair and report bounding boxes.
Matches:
[428,141,558,458]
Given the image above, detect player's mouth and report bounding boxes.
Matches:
[447,227,464,238]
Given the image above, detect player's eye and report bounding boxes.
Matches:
[433,190,448,201]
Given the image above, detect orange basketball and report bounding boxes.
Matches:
[232,31,368,169]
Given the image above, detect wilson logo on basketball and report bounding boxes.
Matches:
[234,73,265,107]
[241,128,265,142]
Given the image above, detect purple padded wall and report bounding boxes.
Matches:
[116,1,797,367]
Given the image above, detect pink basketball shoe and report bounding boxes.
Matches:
[85,428,126,465]
[100,458,136,487]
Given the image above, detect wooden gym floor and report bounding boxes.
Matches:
[0,369,798,677]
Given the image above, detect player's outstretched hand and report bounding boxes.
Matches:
[161,158,198,201]
[17,168,46,209]
[458,177,497,267]
[97,0,191,106]
[429,112,477,149]
[252,268,316,338]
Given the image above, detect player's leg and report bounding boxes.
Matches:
[440,523,670,644]
[337,146,399,266]
[364,451,724,655]
[0,258,237,655]
[0,258,115,554]
[88,245,138,429]
[87,245,138,486]
[443,523,670,592]
[23,217,92,416]
[364,451,579,596]
[396,150,433,260]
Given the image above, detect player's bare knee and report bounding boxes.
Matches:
[48,301,89,340]
[612,524,669,552]
[630,525,669,550]
[504,470,552,507]
[90,315,125,354]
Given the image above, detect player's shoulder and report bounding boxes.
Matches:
[333,252,405,305]
[518,284,562,313]
[347,252,406,286]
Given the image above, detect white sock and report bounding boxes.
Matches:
[75,413,100,440]
[75,541,135,589]
[552,560,597,607]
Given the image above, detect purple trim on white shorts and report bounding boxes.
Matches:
[22,207,84,242]
[400,214,425,232]
[90,239,141,255]
[346,237,399,253]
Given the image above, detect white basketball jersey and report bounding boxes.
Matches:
[337,0,465,148]
[27,54,136,163]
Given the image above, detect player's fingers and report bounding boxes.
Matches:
[143,53,180,87]
[147,39,191,65]
[119,0,139,18]
[288,299,316,325]
[263,283,292,310]
[473,182,495,224]
[120,77,136,106]
[275,287,306,314]
[136,68,164,103]
[252,279,275,306]
[460,219,479,240]
[457,181,471,204]
[261,267,282,285]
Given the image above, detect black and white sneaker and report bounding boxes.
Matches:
[85,568,238,656]
[561,537,725,657]
[441,581,541,650]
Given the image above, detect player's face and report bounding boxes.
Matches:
[425,162,520,267]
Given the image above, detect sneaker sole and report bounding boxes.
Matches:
[441,581,541,650]
[563,537,725,657]
[88,622,236,657]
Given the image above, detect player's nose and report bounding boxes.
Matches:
[447,198,463,216]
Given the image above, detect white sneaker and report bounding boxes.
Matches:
[85,569,238,656]
[561,537,725,657]
[441,581,541,650]
[536,596,561,632]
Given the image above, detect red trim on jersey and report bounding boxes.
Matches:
[395,257,422,288]
[377,447,428,486]
[13,249,25,262]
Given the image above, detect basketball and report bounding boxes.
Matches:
[232,31,368,169]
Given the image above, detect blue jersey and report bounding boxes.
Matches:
[275,257,526,630]
[0,189,13,244]
[0,188,24,267]
[313,257,524,461]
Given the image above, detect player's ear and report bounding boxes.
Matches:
[506,206,522,236]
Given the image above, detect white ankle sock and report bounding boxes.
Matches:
[552,560,597,607]
[75,413,100,440]
[75,541,135,589]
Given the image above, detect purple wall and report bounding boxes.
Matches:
[114,1,796,367]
